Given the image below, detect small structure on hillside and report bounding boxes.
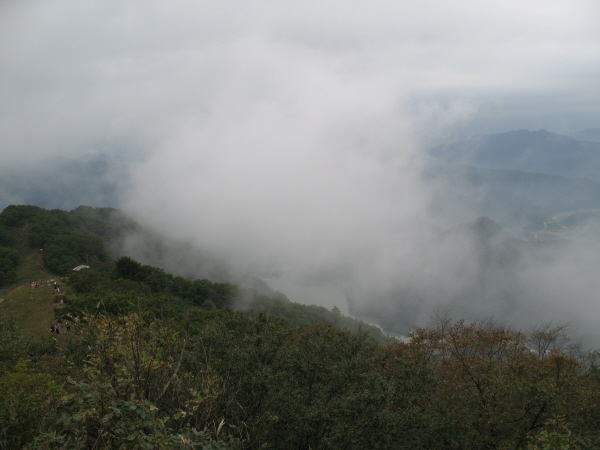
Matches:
[72,265,91,272]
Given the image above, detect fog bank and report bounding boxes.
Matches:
[2,1,600,338]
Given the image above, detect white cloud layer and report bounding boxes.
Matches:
[1,0,598,164]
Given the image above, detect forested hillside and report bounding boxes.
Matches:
[1,204,600,448]
[0,205,381,337]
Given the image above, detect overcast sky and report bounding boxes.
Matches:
[1,0,599,166]
[2,1,600,329]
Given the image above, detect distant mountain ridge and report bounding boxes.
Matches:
[0,156,130,212]
[423,162,600,236]
[429,129,600,180]
[566,128,600,142]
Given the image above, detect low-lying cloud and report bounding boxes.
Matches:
[2,0,600,340]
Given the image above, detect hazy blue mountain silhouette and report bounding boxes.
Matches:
[423,163,600,235]
[566,128,600,142]
[430,129,600,180]
[0,156,130,211]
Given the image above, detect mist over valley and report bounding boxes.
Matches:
[1,0,600,346]
[3,128,600,344]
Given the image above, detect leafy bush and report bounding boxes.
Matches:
[47,313,234,449]
[0,360,64,449]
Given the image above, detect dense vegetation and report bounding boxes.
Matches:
[0,205,128,276]
[1,205,600,448]
[3,292,600,448]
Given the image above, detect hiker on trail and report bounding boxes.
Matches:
[55,324,60,335]
[66,323,70,332]
[50,324,55,333]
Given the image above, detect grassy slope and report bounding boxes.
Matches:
[0,231,70,340]
[0,284,56,340]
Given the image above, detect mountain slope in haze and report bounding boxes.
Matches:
[346,216,526,333]
[566,128,600,142]
[429,129,600,180]
[423,163,600,237]
[0,156,130,212]
[345,215,600,345]
[0,204,385,342]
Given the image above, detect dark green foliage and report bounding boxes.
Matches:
[246,294,387,343]
[0,247,19,287]
[211,282,239,308]
[179,311,432,449]
[38,313,232,449]
[0,224,14,246]
[200,299,216,310]
[114,256,239,307]
[0,360,65,449]
[59,290,185,322]
[70,205,136,239]
[8,208,101,273]
[140,265,179,294]
[181,279,239,308]
[0,204,44,228]
[172,275,193,297]
[42,244,84,275]
[188,279,215,304]
[0,205,115,276]
[37,219,107,275]
[263,324,433,449]
[182,309,290,444]
[87,254,386,343]
[115,255,145,281]
[4,301,600,449]
[68,268,117,294]
[0,317,29,373]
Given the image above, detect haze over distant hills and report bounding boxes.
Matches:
[0,156,130,212]
[423,163,600,235]
[3,128,598,232]
[425,128,600,237]
[566,128,600,142]
[3,128,600,344]
[429,129,600,180]
[3,128,598,236]
[347,128,600,342]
